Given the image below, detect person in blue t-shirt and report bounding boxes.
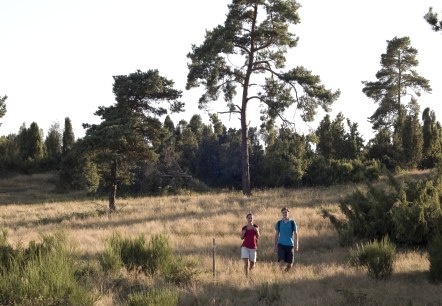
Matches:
[274,207,299,272]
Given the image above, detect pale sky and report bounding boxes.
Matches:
[1,0,441,143]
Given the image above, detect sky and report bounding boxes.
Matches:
[1,0,441,143]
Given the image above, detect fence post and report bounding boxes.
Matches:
[212,238,216,279]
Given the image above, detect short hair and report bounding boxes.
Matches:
[246,212,253,218]
[280,207,290,212]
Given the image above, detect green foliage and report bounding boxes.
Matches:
[44,122,63,169]
[390,179,442,245]
[362,36,431,131]
[62,117,76,155]
[322,179,396,245]
[127,288,179,306]
[0,94,6,121]
[263,127,309,187]
[305,158,381,187]
[82,69,183,209]
[324,171,442,246]
[424,7,442,32]
[0,231,98,306]
[187,0,339,194]
[428,230,442,282]
[100,232,199,287]
[99,243,123,273]
[162,257,199,286]
[146,234,173,275]
[58,140,100,192]
[350,236,396,279]
[101,233,173,275]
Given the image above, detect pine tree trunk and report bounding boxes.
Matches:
[109,160,117,211]
[241,105,251,196]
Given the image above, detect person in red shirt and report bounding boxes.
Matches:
[240,212,260,276]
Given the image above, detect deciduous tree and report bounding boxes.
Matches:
[186,0,339,195]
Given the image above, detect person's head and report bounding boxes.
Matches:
[246,213,253,223]
[280,207,290,219]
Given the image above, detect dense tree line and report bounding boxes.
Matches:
[1,3,442,211]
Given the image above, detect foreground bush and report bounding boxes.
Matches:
[350,236,396,280]
[323,172,442,246]
[429,230,442,283]
[0,231,98,306]
[101,232,198,285]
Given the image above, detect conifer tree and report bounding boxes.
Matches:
[82,69,183,211]
[45,122,62,167]
[0,95,6,127]
[186,0,339,195]
[62,117,75,155]
[425,7,442,32]
[401,98,423,168]
[422,107,442,168]
[362,36,431,131]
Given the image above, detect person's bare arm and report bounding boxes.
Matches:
[274,230,279,252]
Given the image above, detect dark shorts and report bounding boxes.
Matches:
[277,244,294,264]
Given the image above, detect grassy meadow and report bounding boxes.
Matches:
[0,173,441,305]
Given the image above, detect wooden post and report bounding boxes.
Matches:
[212,238,216,279]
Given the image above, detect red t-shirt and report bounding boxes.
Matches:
[241,225,259,249]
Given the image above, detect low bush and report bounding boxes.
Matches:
[101,232,198,284]
[0,231,98,306]
[350,236,396,280]
[162,257,199,286]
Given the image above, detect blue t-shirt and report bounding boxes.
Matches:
[275,219,297,246]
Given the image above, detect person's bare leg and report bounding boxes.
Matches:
[249,261,256,272]
[243,259,249,277]
[285,263,293,272]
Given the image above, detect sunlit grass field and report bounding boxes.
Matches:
[0,173,440,305]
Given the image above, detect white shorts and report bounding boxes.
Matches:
[241,246,257,262]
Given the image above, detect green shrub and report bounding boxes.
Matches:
[323,172,442,246]
[146,234,173,275]
[390,179,442,245]
[101,232,174,275]
[100,245,124,273]
[350,236,396,279]
[127,288,179,306]
[323,184,396,245]
[0,231,98,306]
[101,232,149,273]
[162,257,199,286]
[428,230,442,283]
[304,158,381,186]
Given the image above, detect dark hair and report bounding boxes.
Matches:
[246,213,253,218]
[281,207,290,212]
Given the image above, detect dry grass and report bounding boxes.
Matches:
[0,174,441,305]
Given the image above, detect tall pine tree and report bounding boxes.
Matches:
[362,36,431,131]
[186,0,339,195]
